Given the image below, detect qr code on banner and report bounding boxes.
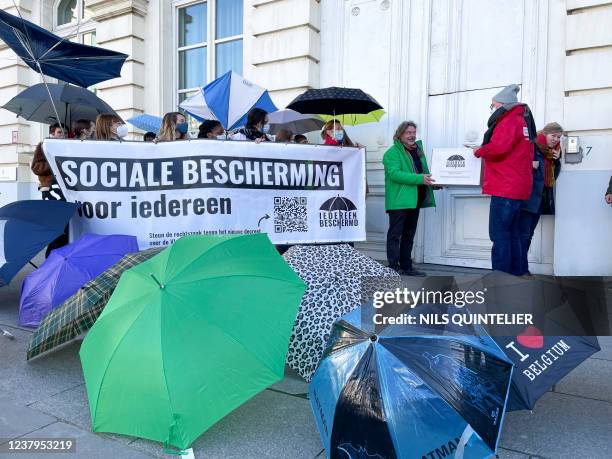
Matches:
[274,197,308,233]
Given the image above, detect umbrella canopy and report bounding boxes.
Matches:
[459,271,602,410]
[19,233,138,328]
[0,10,127,88]
[127,114,162,134]
[27,248,162,360]
[286,87,383,116]
[267,109,324,134]
[80,234,306,450]
[283,244,399,381]
[178,71,278,130]
[310,305,514,459]
[2,83,117,126]
[319,108,386,126]
[0,200,76,287]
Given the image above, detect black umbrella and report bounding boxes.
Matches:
[3,83,117,126]
[319,196,357,212]
[286,87,383,116]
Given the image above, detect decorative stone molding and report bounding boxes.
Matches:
[86,0,149,21]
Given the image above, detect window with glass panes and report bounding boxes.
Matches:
[177,0,244,117]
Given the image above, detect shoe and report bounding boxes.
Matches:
[388,265,402,274]
[400,268,427,276]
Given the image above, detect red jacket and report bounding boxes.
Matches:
[475,105,533,200]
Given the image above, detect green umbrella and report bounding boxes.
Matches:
[27,248,162,360]
[319,108,385,126]
[79,234,306,450]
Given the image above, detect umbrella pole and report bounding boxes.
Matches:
[35,62,65,137]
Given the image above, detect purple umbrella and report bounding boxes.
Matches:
[19,233,138,328]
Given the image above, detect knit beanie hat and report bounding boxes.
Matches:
[493,84,520,104]
[542,122,563,135]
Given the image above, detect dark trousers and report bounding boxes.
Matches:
[489,196,523,275]
[386,208,420,270]
[42,186,69,258]
[518,210,541,275]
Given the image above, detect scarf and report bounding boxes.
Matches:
[536,133,559,187]
[482,103,537,145]
[239,127,267,141]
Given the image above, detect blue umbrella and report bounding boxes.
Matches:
[127,114,162,134]
[0,10,127,88]
[0,200,76,286]
[179,71,278,130]
[309,304,514,459]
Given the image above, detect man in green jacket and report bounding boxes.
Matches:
[383,121,437,276]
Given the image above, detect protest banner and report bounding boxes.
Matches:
[43,139,366,248]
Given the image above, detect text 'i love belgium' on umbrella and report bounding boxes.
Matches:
[79,234,306,451]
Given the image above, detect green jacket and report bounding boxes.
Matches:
[383,139,436,211]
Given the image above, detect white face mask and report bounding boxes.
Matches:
[216,134,226,140]
[116,124,128,138]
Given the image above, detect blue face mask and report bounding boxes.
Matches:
[176,122,189,135]
[334,130,345,142]
[262,123,271,134]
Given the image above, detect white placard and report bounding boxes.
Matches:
[42,139,366,248]
[429,147,482,186]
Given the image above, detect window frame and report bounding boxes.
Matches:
[173,0,244,111]
[53,0,95,33]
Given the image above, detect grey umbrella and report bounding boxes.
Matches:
[267,109,324,135]
[2,83,117,127]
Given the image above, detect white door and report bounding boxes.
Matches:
[422,0,554,273]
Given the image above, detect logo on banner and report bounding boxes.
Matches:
[319,196,359,229]
[446,154,466,168]
[504,326,571,382]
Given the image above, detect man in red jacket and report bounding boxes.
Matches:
[473,84,534,275]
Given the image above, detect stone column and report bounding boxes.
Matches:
[0,0,40,205]
[246,0,321,108]
[86,0,148,134]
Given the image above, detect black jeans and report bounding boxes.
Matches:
[386,208,420,270]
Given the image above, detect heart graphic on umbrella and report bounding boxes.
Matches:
[516,325,544,349]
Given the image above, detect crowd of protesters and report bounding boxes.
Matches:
[31,90,610,276]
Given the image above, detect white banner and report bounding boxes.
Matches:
[42,139,366,248]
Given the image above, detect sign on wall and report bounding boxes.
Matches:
[43,139,366,248]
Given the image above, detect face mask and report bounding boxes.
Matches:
[216,134,226,140]
[262,123,271,134]
[176,122,189,135]
[333,130,345,142]
[116,124,128,138]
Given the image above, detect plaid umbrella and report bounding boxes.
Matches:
[27,248,162,360]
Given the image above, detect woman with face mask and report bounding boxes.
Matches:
[230,108,272,143]
[159,112,189,141]
[198,119,224,139]
[321,120,354,147]
[96,114,127,140]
